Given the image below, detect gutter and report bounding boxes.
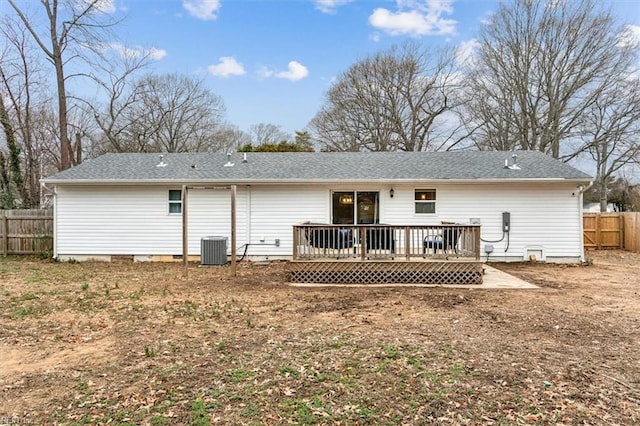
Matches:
[40,177,594,186]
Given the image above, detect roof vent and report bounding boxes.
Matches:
[156,154,167,168]
[505,153,521,170]
[242,153,248,163]
[224,152,234,167]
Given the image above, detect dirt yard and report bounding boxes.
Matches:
[0,250,639,425]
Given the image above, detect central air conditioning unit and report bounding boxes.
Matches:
[201,236,228,266]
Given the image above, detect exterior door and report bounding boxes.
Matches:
[332,191,379,224]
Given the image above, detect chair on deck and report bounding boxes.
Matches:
[365,227,396,258]
[308,227,354,259]
[423,227,460,260]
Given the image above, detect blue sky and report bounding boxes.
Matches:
[115,0,498,135]
[7,0,640,137]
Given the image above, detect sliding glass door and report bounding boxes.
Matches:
[332,191,379,224]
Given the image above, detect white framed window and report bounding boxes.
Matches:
[415,189,436,214]
[168,189,182,214]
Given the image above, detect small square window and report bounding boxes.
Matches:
[169,189,182,214]
[415,189,436,214]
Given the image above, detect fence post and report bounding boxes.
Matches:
[1,212,7,257]
[595,215,601,250]
[619,213,625,249]
[0,212,9,257]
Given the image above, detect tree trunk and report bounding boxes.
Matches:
[52,44,72,170]
[599,181,608,212]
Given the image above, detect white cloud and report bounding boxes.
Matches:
[314,0,353,14]
[275,61,309,82]
[93,0,116,14]
[207,57,246,78]
[148,47,168,60]
[257,61,309,82]
[369,0,457,37]
[456,38,480,67]
[257,66,274,79]
[183,0,221,21]
[618,24,640,49]
[108,43,167,60]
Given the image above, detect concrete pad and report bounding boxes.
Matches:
[481,265,539,289]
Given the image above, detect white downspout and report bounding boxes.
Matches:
[578,181,594,262]
[40,183,58,258]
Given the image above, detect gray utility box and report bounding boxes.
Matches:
[201,236,228,266]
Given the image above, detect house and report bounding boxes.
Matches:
[41,151,592,263]
[583,202,615,213]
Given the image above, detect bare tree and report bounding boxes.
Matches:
[581,78,640,211]
[101,73,226,153]
[212,123,251,153]
[248,123,290,146]
[7,0,118,170]
[84,48,155,155]
[465,0,639,159]
[0,17,55,207]
[310,42,462,152]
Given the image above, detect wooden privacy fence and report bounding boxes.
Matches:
[1,209,53,256]
[583,212,640,253]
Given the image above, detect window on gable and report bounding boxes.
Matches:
[415,189,436,214]
[169,189,182,214]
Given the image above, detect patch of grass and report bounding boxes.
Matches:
[25,271,47,284]
[382,344,402,359]
[294,401,317,424]
[229,369,254,383]
[326,340,345,349]
[241,402,260,418]
[8,293,51,319]
[189,399,210,426]
[358,405,375,420]
[144,345,156,358]
[448,362,465,380]
[81,281,89,291]
[407,356,423,370]
[278,366,299,379]
[150,415,171,425]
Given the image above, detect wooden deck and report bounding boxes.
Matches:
[290,224,483,285]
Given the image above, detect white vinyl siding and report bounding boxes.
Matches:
[383,183,582,260]
[56,186,247,256]
[56,186,183,256]
[247,185,327,256]
[54,181,583,262]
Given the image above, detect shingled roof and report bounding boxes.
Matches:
[42,151,592,184]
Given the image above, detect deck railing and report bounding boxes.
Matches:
[292,223,481,261]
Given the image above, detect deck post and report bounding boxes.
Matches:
[475,226,481,260]
[182,185,188,278]
[404,226,410,261]
[360,227,366,260]
[231,185,237,276]
[292,226,299,260]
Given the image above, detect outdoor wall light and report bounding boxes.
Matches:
[389,188,394,198]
